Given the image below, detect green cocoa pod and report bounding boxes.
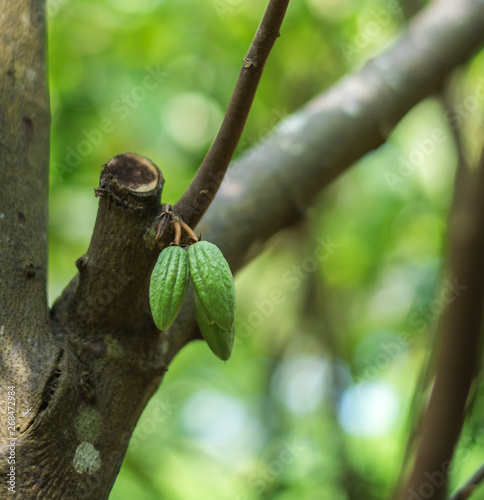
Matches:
[188,241,235,330]
[149,246,189,330]
[195,294,235,361]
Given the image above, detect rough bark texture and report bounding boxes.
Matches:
[1,0,484,498]
[0,0,60,493]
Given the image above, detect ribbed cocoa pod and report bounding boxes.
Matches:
[149,246,189,330]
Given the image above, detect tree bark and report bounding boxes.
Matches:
[0,0,59,495]
[1,0,484,498]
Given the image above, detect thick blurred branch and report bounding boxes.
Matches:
[195,0,484,272]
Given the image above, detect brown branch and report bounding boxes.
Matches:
[396,144,484,500]
[448,462,484,500]
[173,0,290,228]
[42,153,167,499]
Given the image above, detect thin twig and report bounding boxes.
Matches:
[173,220,181,246]
[448,462,484,500]
[179,220,198,242]
[173,0,290,228]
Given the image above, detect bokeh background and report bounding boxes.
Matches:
[46,0,484,498]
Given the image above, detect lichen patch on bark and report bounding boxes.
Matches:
[75,404,101,442]
[73,442,101,474]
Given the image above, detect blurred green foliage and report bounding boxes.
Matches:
[46,0,484,498]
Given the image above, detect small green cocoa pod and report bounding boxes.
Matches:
[195,294,235,361]
[188,241,235,330]
[149,246,189,330]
